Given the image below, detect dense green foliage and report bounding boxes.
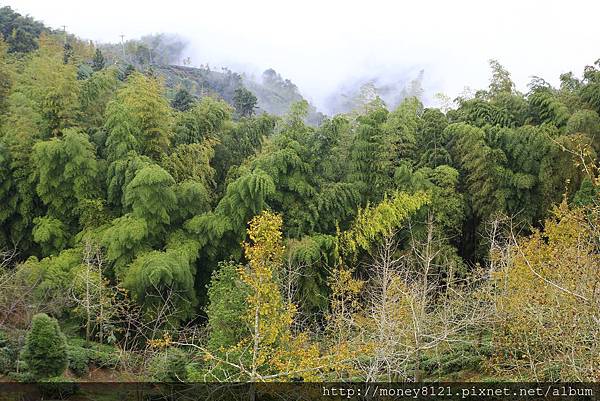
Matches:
[66,338,119,377]
[20,313,68,378]
[0,6,50,53]
[0,6,599,383]
[233,86,258,117]
[147,347,189,381]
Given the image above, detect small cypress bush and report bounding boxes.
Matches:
[148,348,188,382]
[20,313,68,379]
[67,345,89,377]
[66,339,120,377]
[0,331,17,374]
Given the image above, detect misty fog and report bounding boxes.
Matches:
[7,0,600,114]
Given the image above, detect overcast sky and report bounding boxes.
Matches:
[7,0,600,112]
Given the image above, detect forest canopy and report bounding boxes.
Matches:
[0,5,599,384]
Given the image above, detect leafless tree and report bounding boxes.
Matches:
[362,212,495,381]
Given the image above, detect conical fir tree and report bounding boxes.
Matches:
[20,313,68,378]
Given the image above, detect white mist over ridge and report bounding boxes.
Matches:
[8,0,600,114]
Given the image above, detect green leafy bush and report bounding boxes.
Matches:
[147,348,188,382]
[66,338,120,376]
[0,331,18,374]
[67,345,89,377]
[20,313,68,379]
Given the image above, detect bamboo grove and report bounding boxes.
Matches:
[0,7,599,382]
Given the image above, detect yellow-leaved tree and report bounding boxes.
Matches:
[184,211,365,382]
[238,210,301,380]
[492,201,600,380]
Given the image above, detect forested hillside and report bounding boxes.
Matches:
[0,6,599,383]
[95,31,325,124]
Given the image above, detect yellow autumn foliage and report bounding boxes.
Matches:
[493,201,600,380]
[236,211,369,381]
